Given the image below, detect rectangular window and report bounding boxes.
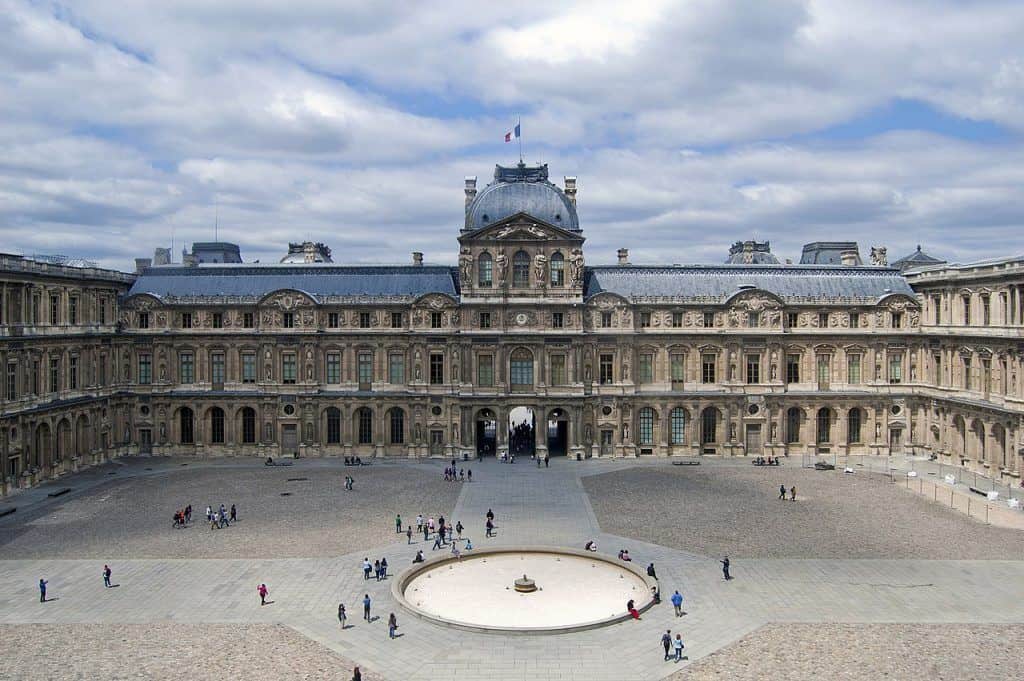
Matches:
[599,354,614,384]
[746,354,760,384]
[672,312,683,328]
[282,354,297,384]
[69,297,78,325]
[69,356,78,390]
[818,312,829,328]
[983,298,991,326]
[479,312,491,329]
[891,312,903,329]
[639,409,653,445]
[963,357,972,390]
[211,312,222,329]
[430,312,442,329]
[817,356,831,386]
[98,299,106,325]
[701,354,716,383]
[787,312,798,328]
[138,312,149,329]
[933,296,942,324]
[670,353,685,384]
[703,312,714,328]
[933,354,942,387]
[138,354,151,385]
[211,352,225,386]
[510,354,533,388]
[328,312,339,328]
[242,353,256,384]
[360,312,371,328]
[430,353,444,384]
[747,311,759,327]
[601,312,612,328]
[391,312,403,329]
[550,354,567,386]
[963,297,971,325]
[50,295,59,325]
[182,313,192,329]
[552,312,564,329]
[98,356,106,386]
[32,359,39,395]
[786,354,800,383]
[640,312,651,328]
[477,354,494,387]
[327,353,342,384]
[888,354,902,384]
[638,353,653,383]
[847,354,861,384]
[388,353,404,385]
[358,352,373,386]
[6,363,16,401]
[283,312,294,329]
[49,357,60,393]
[982,359,991,393]
[478,256,493,287]
[243,312,254,328]
[179,352,194,384]
[850,312,860,328]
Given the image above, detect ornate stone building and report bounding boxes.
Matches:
[1,161,1022,496]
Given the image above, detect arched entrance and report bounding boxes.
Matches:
[34,422,52,469]
[509,406,535,457]
[475,408,496,457]
[546,408,569,456]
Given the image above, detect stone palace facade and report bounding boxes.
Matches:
[2,161,1022,495]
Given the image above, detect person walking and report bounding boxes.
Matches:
[230,504,237,522]
[103,565,112,588]
[455,520,464,540]
[257,583,269,606]
[351,667,362,681]
[184,505,192,523]
[674,633,685,662]
[779,484,786,500]
[38,578,47,603]
[388,612,398,639]
[416,514,423,533]
[338,603,347,629]
[467,469,472,482]
[671,590,684,616]
[363,558,372,580]
[485,519,494,538]
[544,454,549,468]
[362,594,371,622]
[790,485,796,502]
[721,556,731,580]
[432,532,443,551]
[406,525,413,544]
[486,508,494,523]
[428,517,435,536]
[662,629,673,661]
[380,557,388,579]
[374,559,381,581]
[395,514,402,534]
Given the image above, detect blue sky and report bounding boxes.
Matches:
[2,0,1023,270]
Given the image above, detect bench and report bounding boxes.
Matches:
[264,460,294,467]
[671,460,701,466]
[47,488,72,498]
[968,486,989,497]
[0,507,15,518]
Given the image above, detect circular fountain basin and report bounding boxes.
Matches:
[392,546,656,634]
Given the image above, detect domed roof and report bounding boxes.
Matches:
[726,240,780,265]
[464,162,579,232]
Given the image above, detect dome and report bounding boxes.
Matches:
[726,240,780,265]
[464,163,579,232]
[280,241,333,264]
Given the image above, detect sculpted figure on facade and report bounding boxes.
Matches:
[495,250,508,287]
[870,246,888,266]
[459,247,474,286]
[569,248,584,286]
[534,253,548,284]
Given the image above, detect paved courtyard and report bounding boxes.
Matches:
[1,455,1023,680]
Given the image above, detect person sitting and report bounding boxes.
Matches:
[355,456,363,465]
[412,550,424,563]
[619,549,632,562]
[646,562,657,579]
[265,457,274,466]
[627,598,640,620]
[652,586,661,604]
[464,538,473,551]
[344,457,351,466]
[585,540,597,552]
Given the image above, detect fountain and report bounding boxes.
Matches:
[514,574,537,593]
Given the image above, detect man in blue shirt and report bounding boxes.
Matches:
[671,590,684,617]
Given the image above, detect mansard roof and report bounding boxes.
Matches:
[127,264,457,304]
[584,264,916,304]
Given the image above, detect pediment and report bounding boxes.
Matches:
[460,212,584,243]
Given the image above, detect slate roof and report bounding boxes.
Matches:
[465,163,580,232]
[800,242,862,265]
[891,245,945,272]
[127,264,458,304]
[584,265,915,304]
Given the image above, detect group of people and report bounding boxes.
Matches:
[753,456,781,466]
[206,503,237,529]
[343,457,365,466]
[343,475,355,491]
[171,505,193,528]
[778,484,797,501]
[337,596,400,642]
[442,465,470,482]
[362,557,389,581]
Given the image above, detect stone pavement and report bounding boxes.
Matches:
[1,457,1023,680]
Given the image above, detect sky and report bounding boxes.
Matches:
[2,0,1023,271]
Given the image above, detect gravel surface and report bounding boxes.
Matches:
[583,465,1024,559]
[0,623,383,681]
[668,623,1024,680]
[0,461,460,559]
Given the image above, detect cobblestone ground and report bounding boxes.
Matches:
[0,460,460,559]
[582,464,1024,559]
[0,623,384,681]
[667,623,1024,680]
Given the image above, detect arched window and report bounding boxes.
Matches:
[816,407,832,443]
[786,407,802,444]
[670,408,687,445]
[241,407,256,444]
[478,252,493,287]
[210,407,225,444]
[701,407,718,444]
[848,408,862,444]
[513,251,530,287]
[326,407,341,444]
[550,252,565,287]
[638,407,654,445]
[180,407,194,445]
[389,408,405,444]
[357,407,373,444]
[510,348,533,390]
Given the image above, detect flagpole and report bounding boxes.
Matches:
[518,115,523,163]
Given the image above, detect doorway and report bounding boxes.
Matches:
[476,409,496,457]
[547,408,568,456]
[745,424,762,455]
[889,427,903,454]
[139,429,152,454]
[281,424,298,455]
[429,430,444,457]
[508,406,535,457]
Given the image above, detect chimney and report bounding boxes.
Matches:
[564,176,577,207]
[412,251,423,266]
[464,176,477,208]
[617,248,630,266]
[840,250,858,267]
[134,258,152,274]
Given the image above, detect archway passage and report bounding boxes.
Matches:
[508,406,535,457]
[476,409,497,457]
[547,408,568,456]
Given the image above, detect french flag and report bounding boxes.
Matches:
[504,123,520,143]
